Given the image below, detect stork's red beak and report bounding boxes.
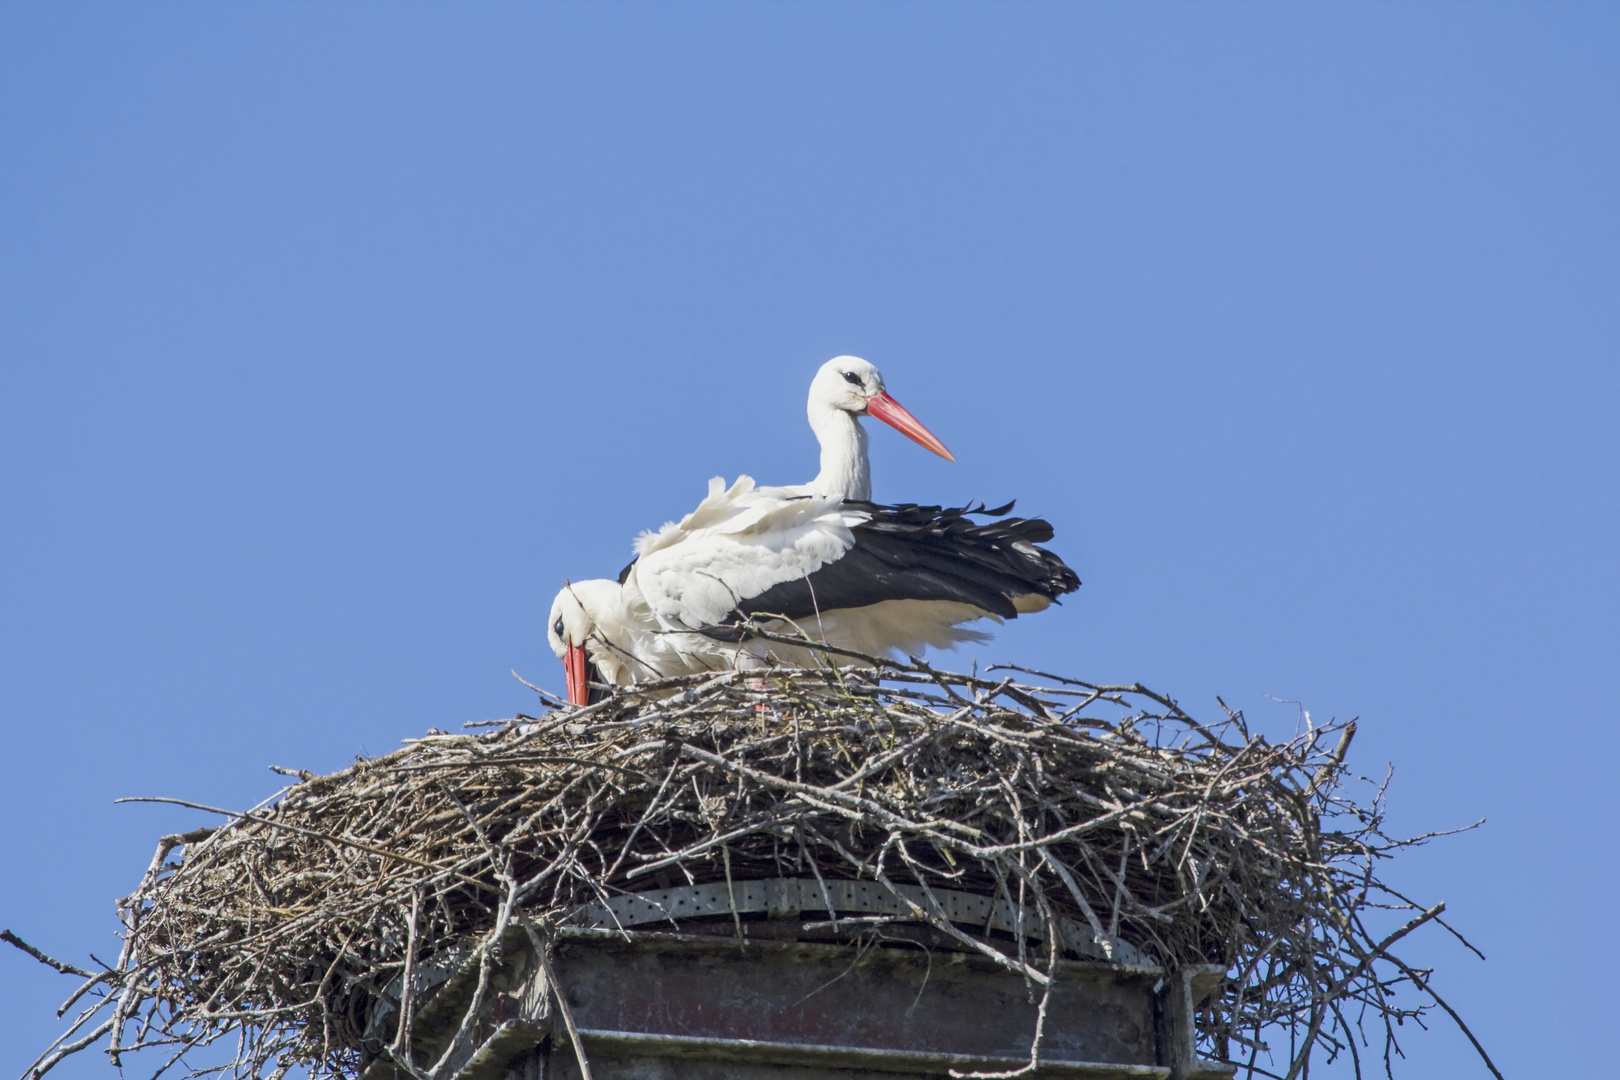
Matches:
[564,643,591,706]
[864,392,955,462]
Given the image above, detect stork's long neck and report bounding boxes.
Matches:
[808,405,871,501]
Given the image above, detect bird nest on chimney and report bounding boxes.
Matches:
[17,640,1495,1080]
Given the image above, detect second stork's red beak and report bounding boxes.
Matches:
[864,392,955,462]
[564,643,591,706]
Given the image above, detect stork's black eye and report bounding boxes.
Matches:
[841,371,864,388]
[553,618,565,638]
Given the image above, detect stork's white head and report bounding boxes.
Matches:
[807,356,955,465]
[809,356,886,416]
[547,579,626,705]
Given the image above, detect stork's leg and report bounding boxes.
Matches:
[730,646,777,715]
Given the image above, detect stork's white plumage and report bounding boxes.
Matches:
[547,475,1079,704]
[797,356,953,500]
[629,476,866,631]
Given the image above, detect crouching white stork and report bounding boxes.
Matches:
[547,579,716,706]
[546,476,1078,704]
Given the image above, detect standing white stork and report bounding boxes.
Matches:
[547,475,1079,704]
[796,356,954,500]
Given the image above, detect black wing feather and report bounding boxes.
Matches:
[700,499,1079,640]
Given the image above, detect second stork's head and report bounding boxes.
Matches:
[547,579,627,706]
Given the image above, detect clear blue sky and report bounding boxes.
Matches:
[3,4,1615,1077]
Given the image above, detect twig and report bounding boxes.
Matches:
[1,932,94,980]
[522,921,595,1080]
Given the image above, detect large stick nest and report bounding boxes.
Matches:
[20,656,1489,1080]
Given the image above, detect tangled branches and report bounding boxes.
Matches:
[15,657,1495,1080]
